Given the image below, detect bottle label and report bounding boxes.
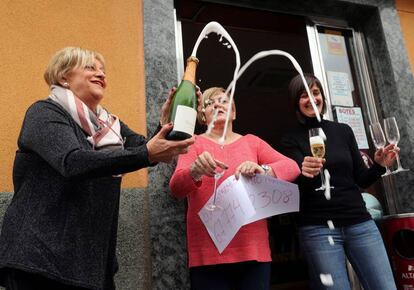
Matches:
[173,105,197,135]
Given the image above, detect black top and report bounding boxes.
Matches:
[279,118,385,227]
[0,100,154,290]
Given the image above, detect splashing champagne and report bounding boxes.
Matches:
[226,49,321,122]
[310,136,325,158]
[190,21,241,145]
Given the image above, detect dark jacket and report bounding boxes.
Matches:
[279,118,385,227]
[0,99,153,290]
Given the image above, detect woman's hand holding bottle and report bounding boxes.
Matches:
[160,87,177,127]
[147,124,195,164]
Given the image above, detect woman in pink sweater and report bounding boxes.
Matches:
[169,87,300,290]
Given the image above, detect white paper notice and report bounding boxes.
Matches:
[199,174,300,253]
[240,175,300,224]
[327,71,353,107]
[335,106,369,149]
[199,175,256,254]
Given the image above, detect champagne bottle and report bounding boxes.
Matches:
[166,56,199,140]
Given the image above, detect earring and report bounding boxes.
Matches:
[200,108,207,123]
[63,82,69,88]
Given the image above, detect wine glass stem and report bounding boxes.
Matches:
[320,168,325,187]
[384,165,391,174]
[395,151,403,170]
[212,178,218,205]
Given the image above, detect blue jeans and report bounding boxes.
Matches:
[299,220,396,290]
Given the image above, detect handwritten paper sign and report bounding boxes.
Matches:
[240,175,300,224]
[198,176,256,253]
[199,174,299,253]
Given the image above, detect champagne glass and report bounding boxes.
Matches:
[206,169,225,211]
[205,151,227,211]
[309,128,327,191]
[205,167,226,211]
[384,117,410,174]
[369,122,392,176]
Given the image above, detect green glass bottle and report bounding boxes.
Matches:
[166,56,199,140]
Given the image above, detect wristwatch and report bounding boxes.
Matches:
[261,164,270,175]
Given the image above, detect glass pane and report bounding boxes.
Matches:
[318,29,356,108]
[317,27,387,213]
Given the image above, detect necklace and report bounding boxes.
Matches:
[205,131,239,144]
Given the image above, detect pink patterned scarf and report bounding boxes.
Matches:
[49,85,124,150]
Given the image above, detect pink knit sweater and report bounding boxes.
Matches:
[169,134,300,268]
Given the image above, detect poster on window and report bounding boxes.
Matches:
[327,71,353,107]
[326,34,346,55]
[335,107,369,149]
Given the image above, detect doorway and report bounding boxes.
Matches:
[175,1,312,288]
[175,0,312,147]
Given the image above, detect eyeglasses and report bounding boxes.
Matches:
[204,96,229,107]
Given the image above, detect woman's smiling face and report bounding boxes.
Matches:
[64,58,106,110]
[298,84,324,117]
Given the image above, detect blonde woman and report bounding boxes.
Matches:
[0,47,193,290]
[170,87,300,290]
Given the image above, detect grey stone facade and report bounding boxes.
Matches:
[143,0,190,289]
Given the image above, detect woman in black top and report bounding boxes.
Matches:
[280,74,397,290]
[0,47,194,290]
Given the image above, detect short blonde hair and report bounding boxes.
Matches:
[44,47,105,86]
[198,87,236,125]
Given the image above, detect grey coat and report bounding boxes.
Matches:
[0,99,153,289]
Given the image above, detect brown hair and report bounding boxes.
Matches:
[288,74,326,123]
